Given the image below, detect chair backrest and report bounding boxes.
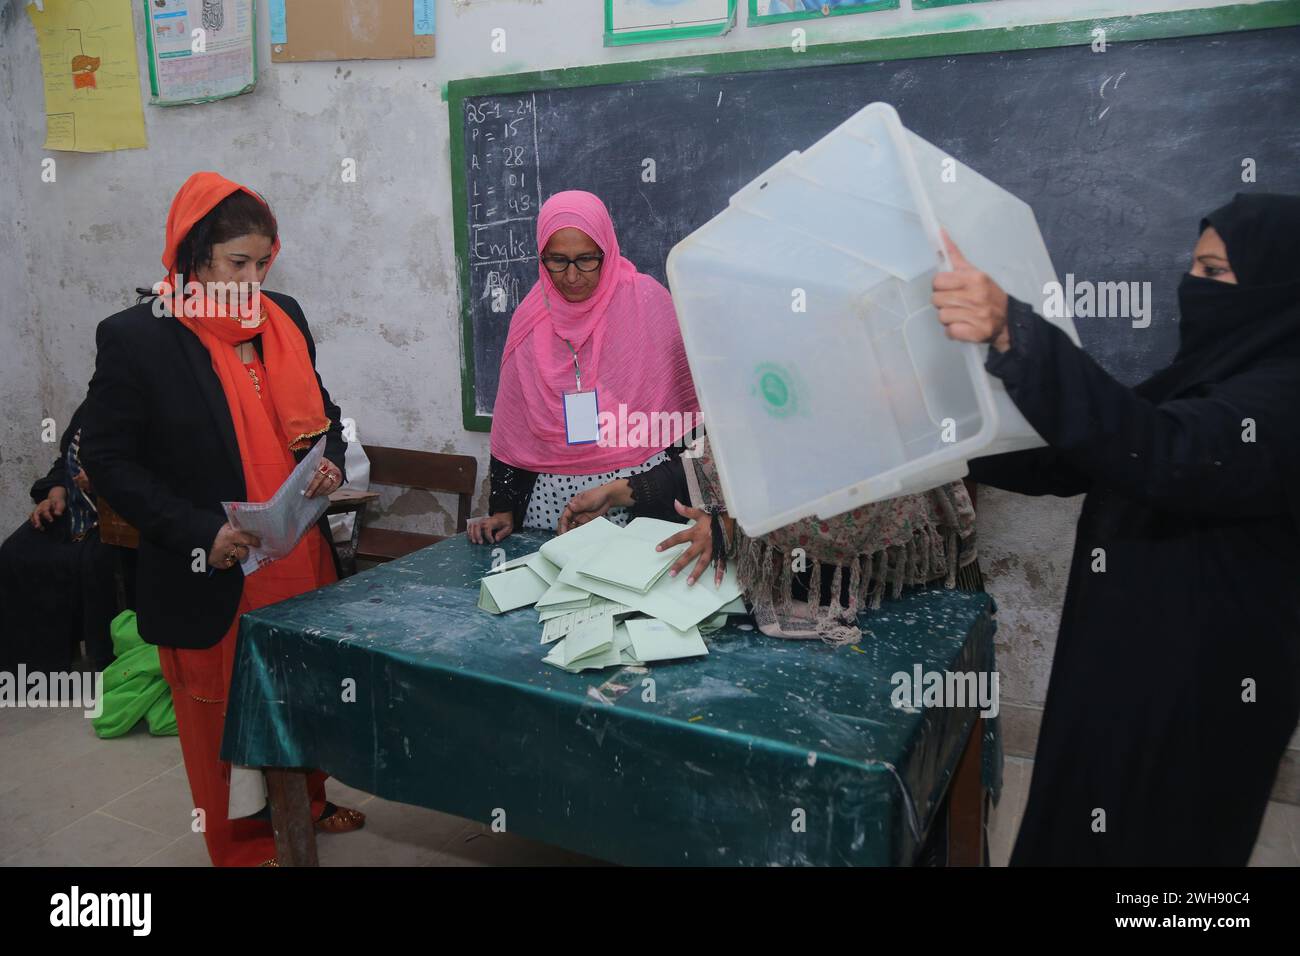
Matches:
[361,445,478,534]
[97,497,140,549]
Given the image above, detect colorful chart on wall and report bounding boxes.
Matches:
[26,0,148,151]
[141,0,257,105]
[605,0,736,46]
[748,0,898,24]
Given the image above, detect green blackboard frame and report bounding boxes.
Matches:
[448,1,1300,432]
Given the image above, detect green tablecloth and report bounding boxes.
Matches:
[223,531,1000,865]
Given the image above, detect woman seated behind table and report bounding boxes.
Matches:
[80,172,364,867]
[468,190,700,544]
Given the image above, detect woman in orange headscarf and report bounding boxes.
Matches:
[81,172,364,866]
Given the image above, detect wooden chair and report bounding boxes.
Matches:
[354,445,478,564]
[95,497,138,613]
[97,497,140,549]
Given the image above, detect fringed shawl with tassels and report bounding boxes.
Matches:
[682,436,979,645]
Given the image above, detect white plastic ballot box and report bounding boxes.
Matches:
[665,102,1080,537]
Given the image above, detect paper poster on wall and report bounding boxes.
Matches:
[268,0,435,62]
[605,0,736,46]
[26,0,148,152]
[748,0,898,24]
[141,0,257,105]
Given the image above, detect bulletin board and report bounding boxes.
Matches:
[267,0,435,62]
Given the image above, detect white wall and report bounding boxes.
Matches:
[2,0,1290,769]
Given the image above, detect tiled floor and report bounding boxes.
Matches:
[1,706,1296,866]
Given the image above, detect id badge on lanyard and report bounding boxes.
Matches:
[561,338,600,445]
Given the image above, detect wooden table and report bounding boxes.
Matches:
[321,488,379,577]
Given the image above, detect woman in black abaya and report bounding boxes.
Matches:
[932,193,1300,865]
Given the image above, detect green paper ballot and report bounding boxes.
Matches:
[488,551,560,586]
[543,641,624,673]
[540,600,634,644]
[539,515,623,569]
[558,615,614,666]
[538,604,579,622]
[543,621,640,672]
[615,622,642,665]
[535,579,595,611]
[624,617,709,662]
[478,566,548,614]
[698,613,729,635]
[557,539,741,632]
[488,553,531,573]
[623,516,696,544]
[575,535,685,594]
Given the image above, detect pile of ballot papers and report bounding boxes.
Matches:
[477,517,746,672]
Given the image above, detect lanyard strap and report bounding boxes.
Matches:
[544,286,584,392]
[563,338,581,391]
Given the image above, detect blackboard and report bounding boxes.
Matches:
[449,5,1300,430]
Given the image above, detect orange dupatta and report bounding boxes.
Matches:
[161,171,335,604]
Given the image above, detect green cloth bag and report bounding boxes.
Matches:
[91,610,178,738]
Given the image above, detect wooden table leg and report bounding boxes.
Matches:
[948,716,985,867]
[264,768,320,867]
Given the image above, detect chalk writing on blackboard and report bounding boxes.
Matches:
[466,94,542,267]
[465,94,544,415]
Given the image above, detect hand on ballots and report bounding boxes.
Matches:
[478,517,745,671]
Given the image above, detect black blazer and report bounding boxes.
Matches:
[80,291,347,649]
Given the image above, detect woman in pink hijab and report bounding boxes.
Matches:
[468,191,700,543]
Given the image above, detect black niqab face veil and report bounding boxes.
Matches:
[1138,192,1300,402]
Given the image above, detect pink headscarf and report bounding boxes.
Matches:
[491,191,699,474]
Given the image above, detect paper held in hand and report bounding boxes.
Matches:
[222,436,332,575]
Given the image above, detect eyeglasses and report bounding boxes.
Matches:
[542,253,604,274]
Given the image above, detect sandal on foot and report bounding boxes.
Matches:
[315,801,365,834]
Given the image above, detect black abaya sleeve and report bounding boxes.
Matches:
[983,298,1300,518]
[29,452,68,505]
[627,455,691,523]
[30,402,85,503]
[489,455,539,527]
[967,447,1091,498]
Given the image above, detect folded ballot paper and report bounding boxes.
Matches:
[478,552,558,614]
[540,599,636,644]
[477,516,748,672]
[623,617,709,662]
[222,436,332,575]
[543,620,643,673]
[557,517,742,632]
